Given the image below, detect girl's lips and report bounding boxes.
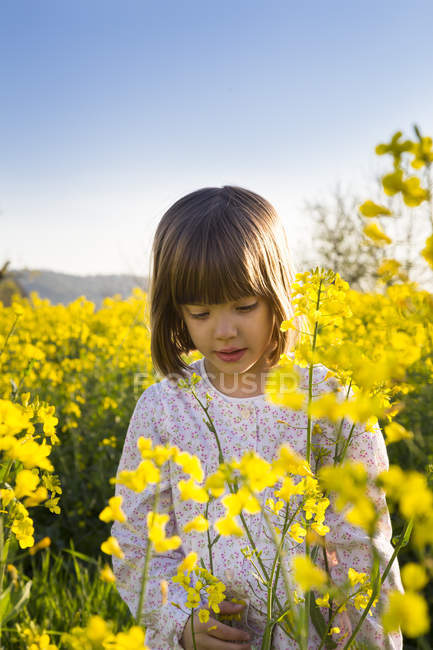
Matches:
[215,348,247,362]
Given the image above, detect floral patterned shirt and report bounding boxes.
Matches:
[112,357,403,649]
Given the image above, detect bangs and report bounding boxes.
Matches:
[171,213,267,307]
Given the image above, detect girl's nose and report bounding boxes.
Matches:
[214,314,237,339]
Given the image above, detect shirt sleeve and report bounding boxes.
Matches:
[311,369,404,649]
[111,383,190,649]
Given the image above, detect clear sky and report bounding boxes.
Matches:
[2,0,433,276]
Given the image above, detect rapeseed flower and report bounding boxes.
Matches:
[382,590,429,637]
[100,536,124,559]
[292,555,327,592]
[147,512,182,552]
[183,514,209,533]
[99,496,126,523]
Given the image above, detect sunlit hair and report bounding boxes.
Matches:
[149,185,306,379]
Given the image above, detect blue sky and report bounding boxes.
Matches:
[2,0,433,275]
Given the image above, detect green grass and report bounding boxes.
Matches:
[5,545,133,649]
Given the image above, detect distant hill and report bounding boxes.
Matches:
[9,269,149,308]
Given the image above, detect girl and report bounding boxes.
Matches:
[112,186,403,649]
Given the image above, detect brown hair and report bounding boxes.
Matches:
[149,185,303,379]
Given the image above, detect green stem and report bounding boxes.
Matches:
[204,500,214,574]
[191,389,224,465]
[333,380,353,465]
[191,609,198,650]
[0,314,21,361]
[261,509,295,641]
[342,519,413,649]
[136,484,160,626]
[336,422,356,464]
[306,278,323,467]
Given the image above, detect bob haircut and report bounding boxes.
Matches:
[149,185,303,380]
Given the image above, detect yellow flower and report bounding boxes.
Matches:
[0,399,33,436]
[178,479,209,503]
[239,452,278,492]
[177,552,198,574]
[100,564,116,583]
[14,469,39,499]
[345,497,376,533]
[311,521,330,536]
[273,444,312,477]
[289,522,307,543]
[6,439,53,471]
[266,498,284,515]
[174,450,204,482]
[199,609,210,623]
[359,200,392,217]
[11,514,34,548]
[384,422,413,444]
[401,563,428,591]
[100,536,124,559]
[24,630,58,650]
[315,593,330,608]
[280,319,296,331]
[348,567,368,587]
[205,469,226,497]
[382,590,429,637]
[99,496,127,523]
[107,626,148,650]
[275,476,302,501]
[293,590,304,604]
[377,465,405,501]
[377,258,406,283]
[81,614,111,642]
[308,393,345,422]
[37,404,59,437]
[7,564,18,587]
[363,222,392,246]
[214,515,244,537]
[24,486,48,507]
[115,459,160,492]
[147,512,182,552]
[421,234,433,269]
[183,514,209,533]
[29,536,51,556]
[186,586,201,608]
[137,437,174,466]
[410,135,433,168]
[221,487,261,517]
[0,488,15,507]
[292,555,327,592]
[399,472,433,520]
[206,581,226,613]
[102,396,117,410]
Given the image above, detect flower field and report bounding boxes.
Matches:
[1,130,433,648]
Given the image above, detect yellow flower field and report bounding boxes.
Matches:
[0,127,432,647]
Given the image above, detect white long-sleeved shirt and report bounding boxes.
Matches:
[112,357,403,649]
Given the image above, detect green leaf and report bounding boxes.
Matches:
[0,579,32,625]
[309,594,337,649]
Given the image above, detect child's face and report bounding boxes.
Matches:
[180,296,276,396]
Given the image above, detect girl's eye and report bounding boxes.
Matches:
[238,302,258,312]
[190,303,258,319]
[191,312,209,319]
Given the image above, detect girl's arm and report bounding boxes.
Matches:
[111,383,191,649]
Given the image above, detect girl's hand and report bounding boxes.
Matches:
[180,600,252,649]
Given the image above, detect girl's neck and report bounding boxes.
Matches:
[203,357,272,398]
